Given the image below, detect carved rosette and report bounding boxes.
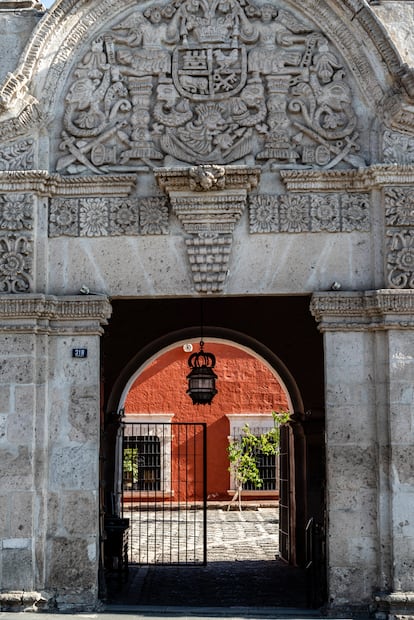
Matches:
[155,165,259,293]
[385,188,414,289]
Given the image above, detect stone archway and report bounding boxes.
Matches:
[100,295,326,605]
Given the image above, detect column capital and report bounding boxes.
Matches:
[310,289,414,332]
[0,294,112,335]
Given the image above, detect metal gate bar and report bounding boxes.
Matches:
[122,421,207,566]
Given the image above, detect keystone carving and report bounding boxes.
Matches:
[155,165,260,293]
[57,0,363,174]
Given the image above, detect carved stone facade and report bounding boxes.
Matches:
[56,2,362,173]
[0,0,413,617]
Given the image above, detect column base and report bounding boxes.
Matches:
[375,591,414,620]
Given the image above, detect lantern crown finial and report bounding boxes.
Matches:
[186,340,218,405]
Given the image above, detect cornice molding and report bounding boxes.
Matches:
[0,171,136,196]
[281,165,414,192]
[0,294,112,334]
[310,290,414,331]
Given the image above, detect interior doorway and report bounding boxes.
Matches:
[101,296,326,608]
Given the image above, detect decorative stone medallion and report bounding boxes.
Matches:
[57,0,363,174]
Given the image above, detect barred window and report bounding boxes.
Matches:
[123,435,161,491]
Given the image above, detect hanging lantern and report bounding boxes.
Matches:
[186,340,218,405]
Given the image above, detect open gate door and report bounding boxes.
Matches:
[121,421,207,566]
[278,423,290,562]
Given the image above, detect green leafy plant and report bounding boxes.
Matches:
[227,411,290,511]
[123,447,139,488]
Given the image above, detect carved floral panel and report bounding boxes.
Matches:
[49,196,168,237]
[57,0,364,174]
[0,234,33,293]
[248,193,370,233]
[0,140,34,171]
[385,188,414,288]
[0,194,33,231]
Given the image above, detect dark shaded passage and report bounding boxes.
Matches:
[106,560,307,608]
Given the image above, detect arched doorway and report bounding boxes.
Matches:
[101,295,326,608]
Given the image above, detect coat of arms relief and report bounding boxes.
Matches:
[57,0,362,173]
[51,0,372,293]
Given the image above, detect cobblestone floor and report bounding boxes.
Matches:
[128,507,280,564]
[106,507,308,608]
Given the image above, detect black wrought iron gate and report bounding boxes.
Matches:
[121,421,207,565]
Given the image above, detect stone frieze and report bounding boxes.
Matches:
[249,192,370,233]
[56,0,364,174]
[49,196,168,237]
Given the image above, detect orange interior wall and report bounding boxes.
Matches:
[125,343,289,501]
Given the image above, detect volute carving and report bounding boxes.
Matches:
[57,0,363,174]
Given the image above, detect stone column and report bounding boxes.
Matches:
[311,290,414,618]
[0,294,111,612]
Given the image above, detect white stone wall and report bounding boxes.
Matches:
[0,296,110,611]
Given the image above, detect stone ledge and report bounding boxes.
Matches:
[0,294,112,333]
[310,289,414,331]
[0,590,50,612]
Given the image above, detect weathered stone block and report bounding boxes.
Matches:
[1,547,33,591]
[0,413,6,440]
[327,445,377,490]
[47,537,97,589]
[0,446,33,490]
[6,384,35,443]
[0,387,10,413]
[69,386,99,443]
[10,493,33,538]
[61,491,98,536]
[49,446,98,491]
[0,358,34,384]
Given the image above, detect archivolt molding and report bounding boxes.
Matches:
[310,290,414,331]
[0,0,412,143]
[0,293,112,333]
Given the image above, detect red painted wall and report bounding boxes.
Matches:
[125,342,289,501]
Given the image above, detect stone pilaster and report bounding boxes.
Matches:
[0,294,111,612]
[311,290,414,619]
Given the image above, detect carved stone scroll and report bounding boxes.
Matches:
[57,0,363,174]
